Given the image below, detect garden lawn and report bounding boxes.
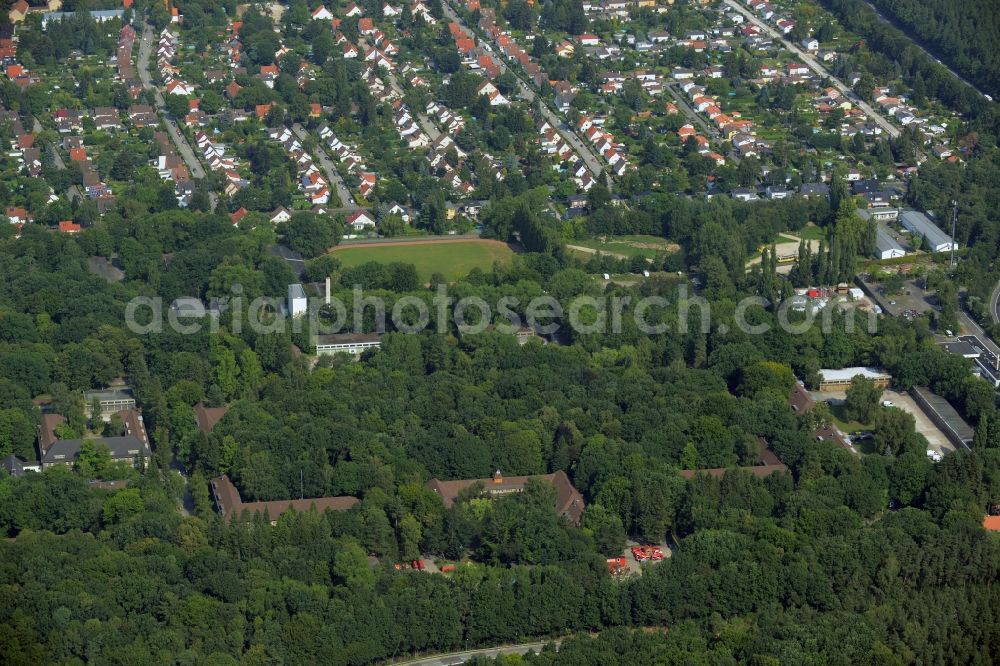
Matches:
[331,240,515,282]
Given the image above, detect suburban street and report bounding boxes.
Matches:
[990,280,1000,324]
[959,308,1000,358]
[362,38,442,142]
[137,22,208,181]
[723,0,900,138]
[291,123,358,209]
[389,639,561,665]
[440,0,607,182]
[664,82,718,139]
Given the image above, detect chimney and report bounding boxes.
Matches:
[325,276,331,305]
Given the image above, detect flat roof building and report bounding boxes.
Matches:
[315,333,381,357]
[84,387,136,421]
[857,208,900,223]
[940,340,981,359]
[42,9,125,27]
[911,386,973,450]
[900,210,956,253]
[818,367,891,391]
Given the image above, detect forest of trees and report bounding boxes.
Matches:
[868,0,1000,98]
[820,0,1000,136]
[4,0,1000,660]
[2,196,1000,661]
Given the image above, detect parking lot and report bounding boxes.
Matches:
[810,388,955,457]
[882,390,956,456]
[860,276,937,319]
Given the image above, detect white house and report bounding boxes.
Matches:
[269,207,292,224]
[346,209,377,231]
[288,283,308,318]
[801,37,819,51]
[311,5,333,20]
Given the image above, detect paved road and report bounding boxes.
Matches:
[862,0,992,101]
[362,38,442,142]
[663,82,717,139]
[441,0,606,182]
[723,0,900,138]
[137,22,207,180]
[958,309,1000,358]
[388,639,561,665]
[957,333,1000,387]
[990,280,1000,324]
[291,123,358,209]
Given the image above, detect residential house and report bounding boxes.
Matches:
[346,209,377,231]
[311,5,333,20]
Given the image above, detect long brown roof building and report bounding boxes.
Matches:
[426,470,586,525]
[210,474,359,523]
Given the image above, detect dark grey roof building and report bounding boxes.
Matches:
[0,455,37,476]
[799,182,829,197]
[41,435,151,469]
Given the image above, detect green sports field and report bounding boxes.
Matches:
[331,240,516,282]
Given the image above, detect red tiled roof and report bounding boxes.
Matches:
[426,471,586,524]
[211,474,358,521]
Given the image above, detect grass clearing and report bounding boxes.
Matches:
[331,240,515,282]
[570,235,679,259]
[793,224,828,242]
[828,402,871,434]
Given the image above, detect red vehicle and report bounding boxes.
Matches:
[631,545,665,562]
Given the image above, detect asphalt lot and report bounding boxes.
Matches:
[811,389,954,456]
[883,389,955,456]
[861,276,936,319]
[616,540,671,577]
